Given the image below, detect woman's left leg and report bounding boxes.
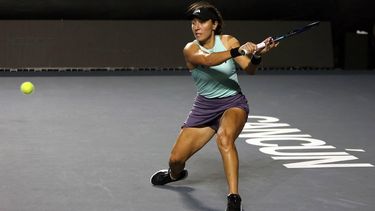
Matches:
[216,107,247,194]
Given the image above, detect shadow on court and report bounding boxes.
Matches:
[155,185,219,211]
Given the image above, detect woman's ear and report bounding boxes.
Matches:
[213,21,218,30]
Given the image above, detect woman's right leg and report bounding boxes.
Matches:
[169,127,216,178]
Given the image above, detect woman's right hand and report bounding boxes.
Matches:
[256,37,279,55]
[238,42,258,56]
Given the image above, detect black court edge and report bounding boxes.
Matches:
[0,67,361,77]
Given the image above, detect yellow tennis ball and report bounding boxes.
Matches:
[20,81,34,95]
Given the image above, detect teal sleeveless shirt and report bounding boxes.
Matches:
[191,35,240,98]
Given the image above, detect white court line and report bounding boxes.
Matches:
[345,149,365,152]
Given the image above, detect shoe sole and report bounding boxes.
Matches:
[225,207,243,211]
[225,204,243,211]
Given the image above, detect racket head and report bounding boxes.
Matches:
[305,21,320,28]
[297,21,320,33]
[272,21,320,42]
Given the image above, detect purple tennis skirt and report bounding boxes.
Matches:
[182,92,249,131]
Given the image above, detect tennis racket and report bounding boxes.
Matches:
[241,21,320,55]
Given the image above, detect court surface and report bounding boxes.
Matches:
[1,72,374,211]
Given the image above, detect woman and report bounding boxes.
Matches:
[150,1,278,210]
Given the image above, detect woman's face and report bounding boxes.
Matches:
[191,18,216,42]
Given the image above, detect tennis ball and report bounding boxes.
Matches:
[20,81,34,95]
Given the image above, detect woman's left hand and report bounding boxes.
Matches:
[256,37,279,55]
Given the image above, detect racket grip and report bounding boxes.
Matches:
[240,49,248,55]
[256,42,266,49]
[240,42,266,55]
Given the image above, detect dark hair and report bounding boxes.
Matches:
[187,1,224,35]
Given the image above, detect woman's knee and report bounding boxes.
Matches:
[216,130,236,152]
[169,152,186,167]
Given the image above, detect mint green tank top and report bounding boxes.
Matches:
[191,35,240,98]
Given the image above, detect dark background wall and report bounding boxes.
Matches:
[0,0,374,69]
[0,0,373,22]
[0,20,333,68]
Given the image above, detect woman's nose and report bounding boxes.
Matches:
[193,23,201,31]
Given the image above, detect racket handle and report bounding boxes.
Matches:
[240,42,266,55]
[256,42,266,49]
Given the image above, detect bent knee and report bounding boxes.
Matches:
[169,153,186,166]
[216,131,236,151]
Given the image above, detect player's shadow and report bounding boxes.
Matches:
[155,185,219,211]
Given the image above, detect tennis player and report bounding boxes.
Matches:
[150,1,278,210]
